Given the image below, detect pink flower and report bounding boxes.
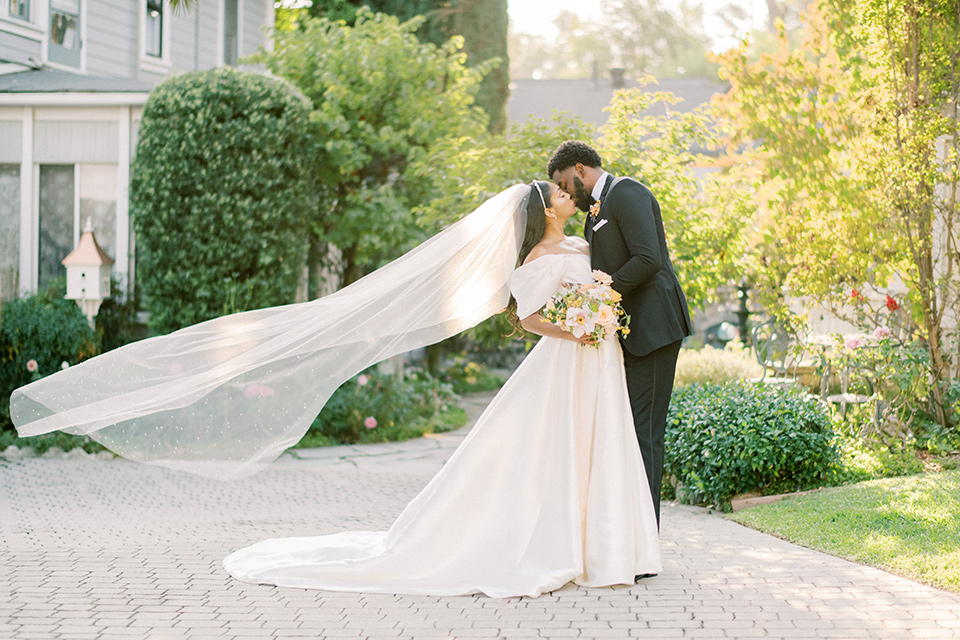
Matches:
[873,326,891,340]
[886,295,900,312]
[592,269,613,285]
[26,359,38,372]
[845,336,865,350]
[364,416,377,429]
[357,374,369,386]
[244,384,275,398]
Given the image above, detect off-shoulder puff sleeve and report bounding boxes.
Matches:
[509,255,571,319]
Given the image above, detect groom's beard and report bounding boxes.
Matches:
[573,176,593,212]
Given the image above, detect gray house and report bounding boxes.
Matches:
[0,0,274,302]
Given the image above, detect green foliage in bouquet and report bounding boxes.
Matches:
[131,67,314,334]
[665,382,840,509]
[299,368,466,447]
[0,279,99,431]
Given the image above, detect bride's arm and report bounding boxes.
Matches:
[521,313,597,345]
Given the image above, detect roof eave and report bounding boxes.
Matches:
[0,92,150,107]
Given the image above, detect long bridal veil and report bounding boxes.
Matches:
[11,185,529,480]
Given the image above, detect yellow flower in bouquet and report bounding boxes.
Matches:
[540,270,630,346]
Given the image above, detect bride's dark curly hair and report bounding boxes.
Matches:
[505,181,552,334]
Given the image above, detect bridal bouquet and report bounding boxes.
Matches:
[540,270,630,346]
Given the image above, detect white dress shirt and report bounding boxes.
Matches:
[591,171,611,203]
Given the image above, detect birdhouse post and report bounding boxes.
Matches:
[62,218,114,328]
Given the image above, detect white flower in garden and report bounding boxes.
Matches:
[61,361,70,370]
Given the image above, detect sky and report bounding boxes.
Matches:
[507,0,769,51]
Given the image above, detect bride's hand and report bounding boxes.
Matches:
[570,332,600,346]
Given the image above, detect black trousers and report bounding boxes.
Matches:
[622,339,682,527]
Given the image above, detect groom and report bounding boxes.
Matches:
[548,140,691,530]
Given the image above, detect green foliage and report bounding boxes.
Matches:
[253,9,490,288]
[825,330,936,448]
[0,430,107,455]
[450,0,509,133]
[439,354,506,393]
[0,279,99,431]
[836,437,926,483]
[600,82,747,308]
[131,68,314,334]
[94,279,145,353]
[416,112,596,227]
[303,367,464,445]
[674,341,763,387]
[711,0,960,433]
[665,382,841,508]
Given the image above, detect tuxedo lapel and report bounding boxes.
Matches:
[586,175,615,244]
[599,174,614,202]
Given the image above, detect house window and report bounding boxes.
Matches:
[38,164,117,290]
[38,165,75,290]
[49,0,82,68]
[223,0,238,66]
[0,166,19,301]
[8,0,29,20]
[145,0,163,58]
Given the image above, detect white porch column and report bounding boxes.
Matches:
[116,106,131,294]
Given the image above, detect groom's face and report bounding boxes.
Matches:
[553,166,593,212]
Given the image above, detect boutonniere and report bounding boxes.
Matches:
[589,200,601,219]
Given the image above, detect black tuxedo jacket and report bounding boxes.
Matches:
[585,175,692,357]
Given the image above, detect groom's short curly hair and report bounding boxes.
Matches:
[547,140,603,178]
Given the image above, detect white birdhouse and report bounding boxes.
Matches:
[62,218,114,327]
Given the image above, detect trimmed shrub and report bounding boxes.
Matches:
[0,280,99,431]
[131,67,314,334]
[665,382,840,509]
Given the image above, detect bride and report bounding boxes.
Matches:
[11,182,661,598]
[222,181,661,597]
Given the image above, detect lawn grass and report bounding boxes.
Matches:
[728,470,960,593]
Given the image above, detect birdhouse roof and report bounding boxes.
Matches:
[62,230,115,267]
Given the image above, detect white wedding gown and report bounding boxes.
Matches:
[223,250,662,597]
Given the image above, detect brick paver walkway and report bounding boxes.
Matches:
[2,394,959,640]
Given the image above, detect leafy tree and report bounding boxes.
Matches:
[510,2,719,80]
[600,82,748,308]
[712,0,960,432]
[601,0,719,78]
[301,0,508,134]
[252,10,490,293]
[451,0,509,134]
[131,68,314,334]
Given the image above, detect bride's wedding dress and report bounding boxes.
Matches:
[224,249,662,597]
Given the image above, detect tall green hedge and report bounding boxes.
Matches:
[131,68,315,334]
